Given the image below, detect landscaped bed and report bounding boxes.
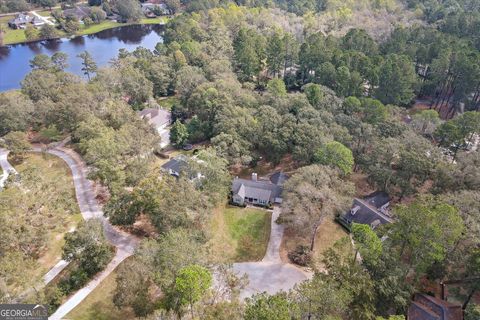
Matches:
[208,205,271,262]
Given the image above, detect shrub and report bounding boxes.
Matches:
[288,245,312,266]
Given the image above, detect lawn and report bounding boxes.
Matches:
[282,217,351,270]
[66,261,135,320]
[0,15,27,45]
[2,153,82,292]
[78,17,168,36]
[208,205,271,262]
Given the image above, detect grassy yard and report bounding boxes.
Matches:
[0,15,27,45]
[282,217,351,269]
[16,153,82,274]
[66,262,135,320]
[208,205,271,263]
[78,17,168,36]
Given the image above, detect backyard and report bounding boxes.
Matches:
[208,205,271,263]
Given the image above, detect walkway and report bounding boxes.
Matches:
[26,145,139,320]
[232,207,311,298]
[0,148,17,188]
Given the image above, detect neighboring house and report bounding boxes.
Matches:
[336,191,393,231]
[408,293,462,320]
[141,2,170,17]
[8,13,33,29]
[231,172,288,207]
[138,108,171,148]
[161,155,203,180]
[64,6,93,21]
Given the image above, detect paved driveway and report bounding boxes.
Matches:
[232,207,311,298]
[0,148,17,188]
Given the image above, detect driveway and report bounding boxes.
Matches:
[232,207,312,298]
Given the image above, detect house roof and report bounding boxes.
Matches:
[342,196,393,226]
[270,172,288,186]
[9,13,32,25]
[161,155,188,175]
[232,178,282,203]
[138,108,171,129]
[364,191,390,208]
[64,6,92,20]
[408,293,463,320]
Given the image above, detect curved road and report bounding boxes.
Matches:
[232,207,312,298]
[1,146,139,320]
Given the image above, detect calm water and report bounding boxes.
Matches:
[0,24,163,92]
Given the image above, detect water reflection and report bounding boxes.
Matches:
[0,24,163,91]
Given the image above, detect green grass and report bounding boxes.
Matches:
[208,205,271,262]
[1,16,169,46]
[158,96,180,110]
[66,262,136,320]
[1,15,27,45]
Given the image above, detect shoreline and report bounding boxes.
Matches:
[0,18,168,48]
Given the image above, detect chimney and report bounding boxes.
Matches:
[252,173,257,181]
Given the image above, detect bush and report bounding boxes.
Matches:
[288,245,312,266]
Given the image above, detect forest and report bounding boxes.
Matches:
[0,0,479,319]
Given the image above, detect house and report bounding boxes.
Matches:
[32,16,46,27]
[161,155,203,180]
[8,13,33,29]
[336,191,393,231]
[141,2,170,17]
[64,6,93,21]
[231,172,288,207]
[138,108,171,148]
[408,293,463,320]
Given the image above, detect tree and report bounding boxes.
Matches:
[375,54,417,106]
[24,25,38,41]
[411,109,441,137]
[233,27,266,82]
[313,141,354,175]
[266,78,287,97]
[39,0,57,10]
[0,92,34,136]
[115,0,143,22]
[165,0,181,14]
[1,131,30,162]
[281,165,355,250]
[77,51,97,81]
[390,199,465,277]
[266,31,285,77]
[39,24,58,40]
[244,293,296,320]
[30,54,53,71]
[352,223,383,267]
[51,52,68,71]
[171,265,212,319]
[62,219,113,275]
[170,119,189,147]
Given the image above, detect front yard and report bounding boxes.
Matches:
[208,205,271,263]
[281,217,352,269]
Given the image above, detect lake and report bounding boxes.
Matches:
[0,24,164,92]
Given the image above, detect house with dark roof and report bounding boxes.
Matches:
[408,293,463,320]
[8,13,33,29]
[231,172,287,207]
[64,5,93,21]
[161,155,203,180]
[336,191,393,231]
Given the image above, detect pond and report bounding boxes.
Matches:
[0,24,164,92]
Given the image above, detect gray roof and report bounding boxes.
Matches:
[342,191,392,226]
[64,6,92,20]
[161,155,188,176]
[9,13,32,25]
[232,178,283,203]
[270,172,288,186]
[138,108,171,129]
